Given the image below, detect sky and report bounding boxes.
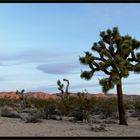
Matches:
[0,3,140,94]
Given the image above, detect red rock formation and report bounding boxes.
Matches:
[0,92,60,100]
[0,92,19,99]
[26,92,60,100]
[0,92,115,100]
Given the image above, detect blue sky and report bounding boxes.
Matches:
[0,3,140,94]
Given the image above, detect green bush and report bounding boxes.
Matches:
[0,97,20,107]
[57,93,97,121]
[0,94,120,121]
[96,97,118,118]
[134,99,140,111]
[26,97,58,109]
[57,96,77,116]
[124,100,135,110]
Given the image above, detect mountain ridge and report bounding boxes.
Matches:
[0,92,139,100]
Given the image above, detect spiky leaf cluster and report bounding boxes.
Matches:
[16,89,25,95]
[79,27,140,93]
[57,80,64,93]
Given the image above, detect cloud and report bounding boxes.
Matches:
[36,60,111,76]
[36,62,81,74]
[0,48,77,66]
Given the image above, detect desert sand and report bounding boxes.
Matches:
[0,116,139,137]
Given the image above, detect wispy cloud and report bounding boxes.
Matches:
[0,49,77,66]
[36,62,81,75]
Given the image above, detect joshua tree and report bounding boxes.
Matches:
[57,79,70,97]
[63,78,70,94]
[16,89,24,100]
[16,89,27,108]
[57,80,64,97]
[79,27,140,125]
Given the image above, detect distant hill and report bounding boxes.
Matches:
[0,92,60,100]
[0,92,139,101]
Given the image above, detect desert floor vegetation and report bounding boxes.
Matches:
[0,93,140,136]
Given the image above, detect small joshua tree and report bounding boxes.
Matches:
[16,89,27,108]
[79,27,140,125]
[57,79,70,98]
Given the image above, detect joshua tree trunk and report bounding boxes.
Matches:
[116,79,128,125]
[65,81,69,94]
[59,89,64,98]
[63,79,70,96]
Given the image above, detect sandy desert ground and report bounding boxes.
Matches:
[0,116,139,137]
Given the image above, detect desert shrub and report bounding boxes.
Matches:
[43,98,61,119]
[0,97,20,107]
[64,95,88,120]
[57,96,77,116]
[96,97,118,118]
[26,97,54,109]
[25,97,44,108]
[134,99,140,112]
[124,100,135,110]
[57,93,97,121]
[21,111,43,123]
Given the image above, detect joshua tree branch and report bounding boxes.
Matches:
[128,51,138,62]
[102,69,111,75]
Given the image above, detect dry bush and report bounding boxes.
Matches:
[124,100,135,110]
[96,97,118,119]
[57,93,97,121]
[0,97,20,107]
